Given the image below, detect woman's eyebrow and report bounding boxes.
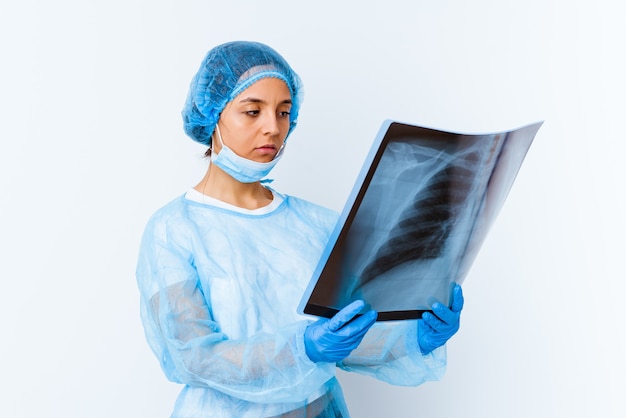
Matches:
[238,97,292,105]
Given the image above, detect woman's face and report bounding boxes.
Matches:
[214,77,292,163]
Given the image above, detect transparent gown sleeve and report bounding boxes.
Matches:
[337,320,446,386]
[136,231,334,404]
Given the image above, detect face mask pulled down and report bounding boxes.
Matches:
[211,124,284,183]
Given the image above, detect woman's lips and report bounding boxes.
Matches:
[255,145,277,156]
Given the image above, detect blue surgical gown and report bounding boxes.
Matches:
[136,190,447,417]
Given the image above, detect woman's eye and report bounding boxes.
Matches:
[245,110,260,116]
[278,110,291,118]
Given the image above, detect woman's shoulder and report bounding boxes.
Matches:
[277,192,334,214]
[279,193,340,228]
[141,195,194,237]
[147,195,188,221]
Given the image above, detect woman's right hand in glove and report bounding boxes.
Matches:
[304,300,378,363]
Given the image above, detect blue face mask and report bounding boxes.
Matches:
[210,124,284,183]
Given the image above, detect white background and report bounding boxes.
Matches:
[1,1,624,417]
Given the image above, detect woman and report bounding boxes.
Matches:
[136,40,463,417]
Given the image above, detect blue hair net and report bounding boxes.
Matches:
[182,41,304,146]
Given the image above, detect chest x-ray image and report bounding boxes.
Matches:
[299,120,543,320]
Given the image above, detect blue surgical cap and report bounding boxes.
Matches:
[182,41,304,146]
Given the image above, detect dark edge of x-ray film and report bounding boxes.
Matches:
[303,303,428,321]
[298,120,543,321]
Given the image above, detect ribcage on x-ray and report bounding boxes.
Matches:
[359,159,476,285]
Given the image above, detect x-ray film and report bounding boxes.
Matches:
[298,120,543,320]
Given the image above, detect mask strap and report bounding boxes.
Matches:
[213,124,225,153]
[274,142,286,159]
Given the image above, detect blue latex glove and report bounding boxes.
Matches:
[418,284,464,355]
[304,300,378,363]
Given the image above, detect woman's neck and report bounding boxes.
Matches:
[194,164,273,210]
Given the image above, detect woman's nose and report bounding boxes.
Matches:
[262,114,280,136]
